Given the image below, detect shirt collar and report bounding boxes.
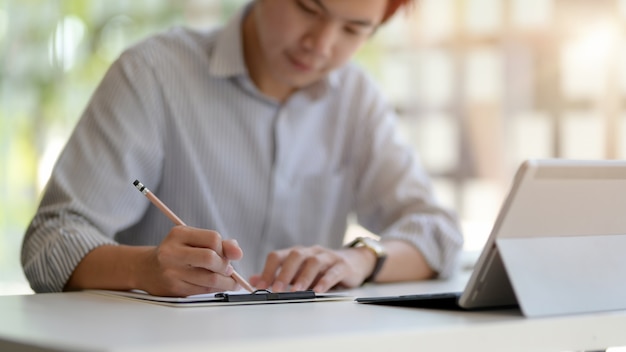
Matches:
[208,6,249,78]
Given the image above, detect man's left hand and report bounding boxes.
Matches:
[249,245,376,293]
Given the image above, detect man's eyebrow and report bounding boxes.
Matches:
[311,0,377,27]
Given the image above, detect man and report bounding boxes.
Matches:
[22,0,463,297]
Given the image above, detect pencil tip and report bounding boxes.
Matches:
[133,180,139,186]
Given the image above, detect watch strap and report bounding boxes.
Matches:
[346,237,387,283]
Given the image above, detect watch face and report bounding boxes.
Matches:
[360,237,387,257]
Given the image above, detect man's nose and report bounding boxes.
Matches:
[302,21,336,58]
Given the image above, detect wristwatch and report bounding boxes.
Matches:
[346,236,388,283]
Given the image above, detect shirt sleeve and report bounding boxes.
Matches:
[352,74,464,279]
[21,47,166,293]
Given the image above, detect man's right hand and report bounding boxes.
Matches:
[65,225,244,297]
[137,225,243,296]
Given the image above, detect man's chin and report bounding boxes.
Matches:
[285,75,324,90]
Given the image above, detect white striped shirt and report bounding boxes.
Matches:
[22,9,463,293]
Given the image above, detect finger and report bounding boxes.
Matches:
[222,239,244,261]
[182,267,240,292]
[271,248,311,292]
[248,274,262,287]
[148,270,233,298]
[170,245,232,275]
[312,263,347,293]
[169,226,224,254]
[290,253,331,292]
[162,227,233,273]
[257,249,290,290]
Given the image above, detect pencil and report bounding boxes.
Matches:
[133,180,255,293]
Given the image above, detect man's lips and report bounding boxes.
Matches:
[287,54,314,72]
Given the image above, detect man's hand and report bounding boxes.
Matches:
[135,226,244,296]
[249,245,377,293]
[65,226,245,297]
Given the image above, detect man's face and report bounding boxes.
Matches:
[250,0,386,95]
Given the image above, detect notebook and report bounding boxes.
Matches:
[357,159,626,317]
[88,289,352,307]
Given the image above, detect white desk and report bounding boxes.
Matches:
[1,273,626,352]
